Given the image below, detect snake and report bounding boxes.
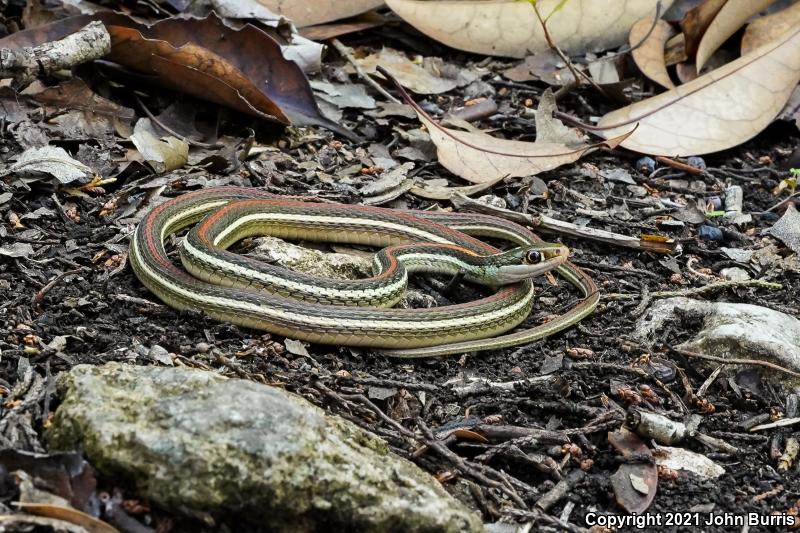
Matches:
[129,187,599,357]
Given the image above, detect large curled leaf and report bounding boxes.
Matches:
[385,0,674,58]
[258,0,384,27]
[694,0,776,70]
[0,13,358,140]
[381,69,628,183]
[597,25,800,156]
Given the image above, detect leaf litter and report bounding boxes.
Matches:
[0,0,799,530]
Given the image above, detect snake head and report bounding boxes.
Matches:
[490,243,569,284]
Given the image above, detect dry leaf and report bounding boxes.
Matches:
[385,0,674,58]
[21,79,134,139]
[409,175,507,200]
[257,0,384,27]
[380,68,626,183]
[534,89,586,145]
[597,25,800,156]
[301,13,385,41]
[680,0,726,58]
[630,18,677,89]
[357,48,471,94]
[501,49,575,85]
[0,13,357,140]
[741,0,800,55]
[1,146,92,183]
[608,428,658,513]
[130,119,189,173]
[421,111,593,183]
[695,0,777,70]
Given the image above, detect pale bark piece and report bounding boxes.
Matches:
[630,18,677,89]
[597,25,800,156]
[0,21,109,83]
[257,0,384,27]
[695,0,777,70]
[741,0,800,55]
[385,0,675,58]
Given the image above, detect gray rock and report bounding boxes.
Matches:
[48,363,483,533]
[634,297,800,387]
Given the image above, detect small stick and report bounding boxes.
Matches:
[31,267,89,306]
[330,38,401,104]
[671,347,800,379]
[604,279,783,301]
[655,156,705,176]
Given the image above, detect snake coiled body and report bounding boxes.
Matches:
[129,187,598,357]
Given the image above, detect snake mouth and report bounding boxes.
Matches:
[494,245,569,284]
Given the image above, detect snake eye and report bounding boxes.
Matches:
[525,250,542,264]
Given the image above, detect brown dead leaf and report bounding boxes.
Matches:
[0,13,357,140]
[502,49,575,85]
[258,0,384,27]
[597,25,800,156]
[380,68,628,183]
[608,428,658,513]
[680,0,726,58]
[21,79,134,139]
[630,18,677,89]
[385,0,674,58]
[741,0,800,55]
[695,0,777,70]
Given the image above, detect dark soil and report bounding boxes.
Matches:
[1,16,800,533]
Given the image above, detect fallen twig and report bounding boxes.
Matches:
[604,279,783,301]
[671,347,800,380]
[451,192,676,253]
[0,22,110,83]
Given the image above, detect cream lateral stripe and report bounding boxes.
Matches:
[211,213,455,247]
[446,224,527,245]
[135,232,536,331]
[182,239,408,298]
[161,201,228,240]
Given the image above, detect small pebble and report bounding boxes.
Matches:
[697,225,723,241]
[195,342,212,354]
[636,157,656,174]
[687,156,706,170]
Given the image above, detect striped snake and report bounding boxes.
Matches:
[129,187,598,357]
